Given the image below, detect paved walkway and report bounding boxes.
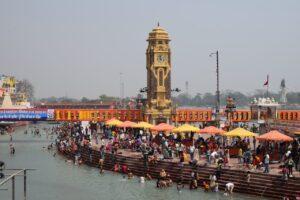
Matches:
[90,139,300,178]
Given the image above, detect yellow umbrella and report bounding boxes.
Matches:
[105,118,122,126]
[133,122,154,129]
[173,124,200,133]
[294,131,300,135]
[224,127,257,137]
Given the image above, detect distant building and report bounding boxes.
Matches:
[0,74,30,107]
[0,75,16,94]
[34,102,113,109]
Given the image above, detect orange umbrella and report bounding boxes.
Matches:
[257,130,293,142]
[151,123,174,132]
[198,126,225,135]
[117,121,137,128]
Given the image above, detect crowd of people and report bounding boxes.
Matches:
[54,121,300,196]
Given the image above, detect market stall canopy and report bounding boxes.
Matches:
[173,124,200,133]
[133,122,154,129]
[105,118,122,126]
[198,126,225,135]
[257,130,293,142]
[151,123,174,132]
[117,121,137,128]
[224,127,257,137]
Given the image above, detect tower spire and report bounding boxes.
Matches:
[157,21,160,27]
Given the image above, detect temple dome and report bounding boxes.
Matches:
[147,25,170,41]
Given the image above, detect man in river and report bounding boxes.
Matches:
[10,143,15,154]
[99,145,105,174]
[224,182,234,196]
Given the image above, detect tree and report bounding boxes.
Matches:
[81,97,89,102]
[175,93,192,106]
[221,90,248,107]
[99,94,119,103]
[202,92,215,106]
[16,79,34,101]
[192,93,202,106]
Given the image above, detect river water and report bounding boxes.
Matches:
[0,123,262,200]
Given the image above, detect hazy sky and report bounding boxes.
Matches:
[0,0,299,99]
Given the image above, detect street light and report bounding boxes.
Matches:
[171,88,181,126]
[210,51,220,127]
[139,87,148,93]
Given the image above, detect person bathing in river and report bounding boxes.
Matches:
[99,145,105,173]
[99,158,104,174]
[177,180,184,193]
[157,169,167,188]
[127,168,133,179]
[9,143,15,154]
[113,163,120,173]
[246,171,251,185]
[202,181,210,192]
[224,182,234,196]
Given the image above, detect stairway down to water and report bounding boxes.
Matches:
[60,148,300,200]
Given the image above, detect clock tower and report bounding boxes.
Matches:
[145,24,172,124]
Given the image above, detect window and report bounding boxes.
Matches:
[158,40,163,44]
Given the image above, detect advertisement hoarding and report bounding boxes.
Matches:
[0,109,53,121]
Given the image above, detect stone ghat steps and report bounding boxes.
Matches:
[76,150,300,199]
[99,156,300,199]
[96,153,300,188]
[99,154,300,185]
[61,149,300,200]
[73,150,300,199]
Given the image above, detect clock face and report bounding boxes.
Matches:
[157,54,166,63]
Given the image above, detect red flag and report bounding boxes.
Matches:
[263,75,269,86]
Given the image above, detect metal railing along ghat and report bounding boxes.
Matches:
[0,168,35,200]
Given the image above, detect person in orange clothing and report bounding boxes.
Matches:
[203,181,210,192]
[252,154,262,170]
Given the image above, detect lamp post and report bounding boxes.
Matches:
[171,88,181,126]
[210,51,220,127]
[119,72,124,109]
[139,87,148,121]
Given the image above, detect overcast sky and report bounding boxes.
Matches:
[0,0,299,99]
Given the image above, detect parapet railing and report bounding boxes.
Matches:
[0,168,35,200]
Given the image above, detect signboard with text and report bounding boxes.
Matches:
[0,109,53,121]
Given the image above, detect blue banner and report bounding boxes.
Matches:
[0,109,51,121]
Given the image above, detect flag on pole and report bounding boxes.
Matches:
[263,75,269,86]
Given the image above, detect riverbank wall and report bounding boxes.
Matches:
[58,147,300,200]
